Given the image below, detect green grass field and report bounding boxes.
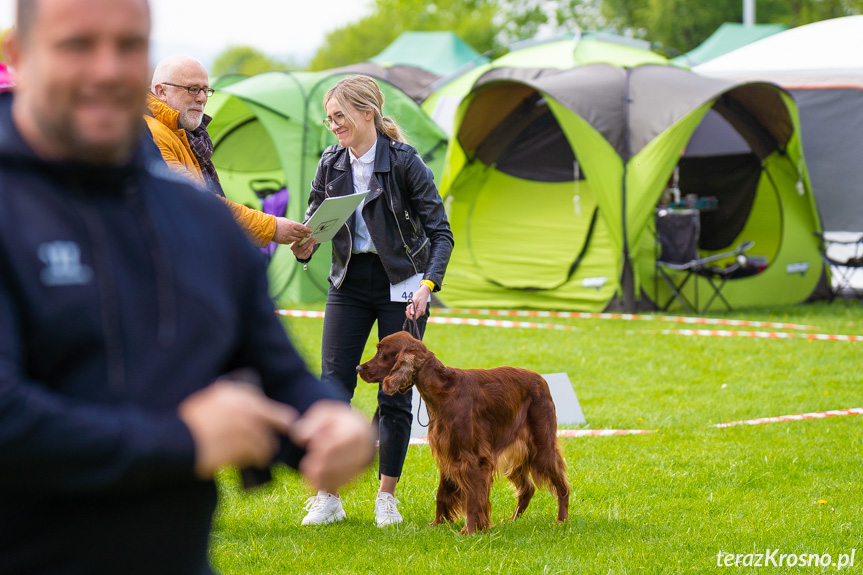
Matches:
[210,301,862,574]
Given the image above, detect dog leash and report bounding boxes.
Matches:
[402,314,429,429]
[402,315,421,339]
[369,313,429,432]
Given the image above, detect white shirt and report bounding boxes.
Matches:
[349,141,377,254]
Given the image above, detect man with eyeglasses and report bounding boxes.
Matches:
[145,54,311,247]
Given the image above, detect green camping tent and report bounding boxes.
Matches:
[205,70,449,305]
[438,52,823,312]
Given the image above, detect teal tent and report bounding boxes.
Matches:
[672,22,787,68]
[206,70,448,305]
[369,31,490,77]
[437,40,823,313]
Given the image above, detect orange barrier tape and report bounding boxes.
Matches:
[556,429,656,437]
[438,308,818,331]
[275,309,577,331]
[276,309,325,318]
[647,329,863,342]
[274,308,817,332]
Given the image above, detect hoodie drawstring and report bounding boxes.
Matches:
[73,198,127,395]
[126,181,177,348]
[67,174,177,394]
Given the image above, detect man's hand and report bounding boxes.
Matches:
[287,400,375,494]
[289,237,317,260]
[178,381,298,480]
[273,218,312,244]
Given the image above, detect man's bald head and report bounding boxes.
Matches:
[151,55,211,131]
[151,55,207,92]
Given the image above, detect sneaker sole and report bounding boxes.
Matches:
[302,510,346,526]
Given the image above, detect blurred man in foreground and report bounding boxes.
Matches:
[0,0,373,573]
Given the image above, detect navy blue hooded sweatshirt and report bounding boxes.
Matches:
[0,93,345,574]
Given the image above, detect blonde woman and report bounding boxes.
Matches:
[292,75,453,527]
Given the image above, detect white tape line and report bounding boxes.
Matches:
[428,316,577,331]
[438,308,817,331]
[275,308,818,332]
[714,407,863,428]
[556,429,656,437]
[275,309,577,331]
[275,309,325,319]
[649,329,863,342]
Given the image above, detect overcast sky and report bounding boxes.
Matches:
[0,0,374,67]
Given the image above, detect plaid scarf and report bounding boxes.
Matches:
[186,115,224,197]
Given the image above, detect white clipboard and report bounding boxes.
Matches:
[299,192,369,245]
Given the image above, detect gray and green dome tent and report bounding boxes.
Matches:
[422,34,667,135]
[438,45,824,312]
[205,70,448,305]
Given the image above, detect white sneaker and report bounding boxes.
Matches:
[374,492,403,527]
[301,491,346,525]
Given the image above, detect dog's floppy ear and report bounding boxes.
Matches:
[382,349,420,394]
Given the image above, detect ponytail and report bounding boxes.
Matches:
[378,116,406,144]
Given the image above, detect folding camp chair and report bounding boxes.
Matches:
[655,208,754,314]
[815,231,863,302]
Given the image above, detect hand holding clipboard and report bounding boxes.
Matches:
[298,192,369,246]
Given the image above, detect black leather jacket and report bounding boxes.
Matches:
[303,133,454,290]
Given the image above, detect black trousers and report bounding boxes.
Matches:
[321,253,427,478]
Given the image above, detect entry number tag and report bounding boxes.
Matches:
[390,272,429,303]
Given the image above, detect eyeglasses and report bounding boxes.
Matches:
[162,82,215,97]
[323,112,346,129]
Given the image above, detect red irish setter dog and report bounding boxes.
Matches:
[357,331,570,534]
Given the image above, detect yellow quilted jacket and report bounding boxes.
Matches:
[144,94,276,247]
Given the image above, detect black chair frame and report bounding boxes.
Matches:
[656,240,755,314]
[815,232,863,303]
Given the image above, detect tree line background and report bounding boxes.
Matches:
[210,0,863,76]
[2,0,861,76]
